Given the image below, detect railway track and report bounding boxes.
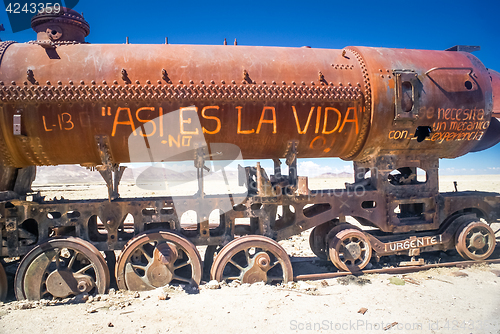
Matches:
[292,258,500,282]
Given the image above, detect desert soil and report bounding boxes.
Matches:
[1,172,500,334]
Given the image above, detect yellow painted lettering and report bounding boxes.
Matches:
[169,134,180,147]
[159,107,163,137]
[322,107,341,134]
[339,107,359,133]
[42,116,52,132]
[201,106,221,135]
[292,106,315,134]
[180,106,199,135]
[236,106,255,134]
[112,107,137,137]
[182,136,192,147]
[136,107,156,137]
[61,113,74,130]
[315,106,321,133]
[256,106,277,134]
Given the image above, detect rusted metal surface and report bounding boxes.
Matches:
[115,231,202,290]
[210,235,293,283]
[0,35,497,170]
[14,237,109,300]
[1,8,500,299]
[490,70,500,118]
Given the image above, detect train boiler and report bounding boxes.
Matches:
[0,7,500,300]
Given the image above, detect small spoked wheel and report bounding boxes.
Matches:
[455,220,495,260]
[329,229,372,272]
[308,221,337,260]
[14,237,110,300]
[115,231,202,291]
[210,235,293,284]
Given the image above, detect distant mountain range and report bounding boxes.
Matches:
[316,172,353,178]
[33,165,238,185]
[33,165,353,185]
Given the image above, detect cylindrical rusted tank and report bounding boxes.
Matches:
[0,9,498,170]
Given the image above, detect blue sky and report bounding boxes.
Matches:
[0,0,499,175]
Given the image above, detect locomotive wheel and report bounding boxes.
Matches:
[328,229,372,272]
[115,231,202,291]
[14,237,110,300]
[210,235,293,284]
[308,221,337,260]
[455,220,495,261]
[0,262,7,301]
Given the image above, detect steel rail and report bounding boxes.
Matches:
[293,258,500,281]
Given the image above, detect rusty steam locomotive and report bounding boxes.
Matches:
[0,7,499,300]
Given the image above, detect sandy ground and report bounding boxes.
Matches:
[1,173,500,334]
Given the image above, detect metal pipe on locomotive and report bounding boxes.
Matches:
[0,7,499,300]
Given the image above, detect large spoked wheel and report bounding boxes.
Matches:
[0,262,7,301]
[328,229,372,272]
[210,235,293,284]
[115,231,202,291]
[455,220,495,260]
[15,237,110,300]
[309,221,337,260]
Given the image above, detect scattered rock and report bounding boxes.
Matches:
[450,271,469,277]
[251,281,266,287]
[384,322,398,330]
[71,292,89,303]
[296,281,317,291]
[490,270,500,277]
[205,280,221,289]
[358,307,368,315]
[158,293,170,301]
[86,307,98,314]
[402,276,420,285]
[229,280,241,287]
[388,277,405,285]
[18,302,36,310]
[133,291,140,298]
[108,322,114,327]
[337,275,372,286]
[320,280,329,287]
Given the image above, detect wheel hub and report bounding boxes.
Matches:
[46,269,78,298]
[241,252,270,283]
[145,244,178,287]
[470,232,486,249]
[45,270,96,298]
[344,242,362,261]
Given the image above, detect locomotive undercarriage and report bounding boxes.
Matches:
[0,154,499,300]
